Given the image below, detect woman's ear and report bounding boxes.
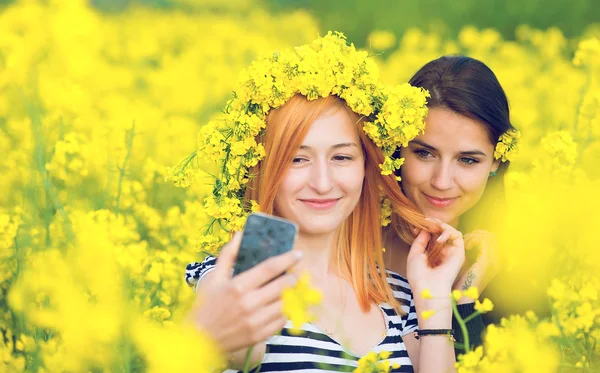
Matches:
[491,159,501,173]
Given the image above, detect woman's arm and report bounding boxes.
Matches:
[454,230,500,302]
[405,220,466,372]
[188,233,301,368]
[450,230,498,354]
[404,288,456,372]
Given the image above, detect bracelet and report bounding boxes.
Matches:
[414,329,456,342]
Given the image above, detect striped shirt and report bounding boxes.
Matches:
[185,256,418,372]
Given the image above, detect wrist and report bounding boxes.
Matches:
[456,297,476,305]
[415,297,453,328]
[412,283,452,297]
[418,307,452,329]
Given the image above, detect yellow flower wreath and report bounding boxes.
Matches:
[169,32,432,254]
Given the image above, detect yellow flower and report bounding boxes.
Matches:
[494,128,520,162]
[421,310,436,320]
[451,289,463,302]
[463,287,479,300]
[474,298,494,313]
[455,346,484,370]
[282,272,322,334]
[354,350,398,373]
[368,30,396,50]
[420,288,433,299]
[380,197,393,227]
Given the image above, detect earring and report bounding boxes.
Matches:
[489,170,497,177]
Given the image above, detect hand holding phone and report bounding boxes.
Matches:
[233,213,299,276]
[190,213,301,354]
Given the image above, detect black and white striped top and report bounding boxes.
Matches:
[185,256,418,372]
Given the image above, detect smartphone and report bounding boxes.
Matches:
[233,213,299,276]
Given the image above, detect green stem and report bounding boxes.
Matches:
[451,300,470,354]
[243,346,255,373]
[175,151,198,176]
[573,66,592,136]
[552,307,587,358]
[462,311,483,324]
[115,123,136,216]
[28,101,74,244]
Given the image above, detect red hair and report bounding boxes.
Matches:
[245,94,441,313]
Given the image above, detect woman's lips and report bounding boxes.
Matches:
[423,193,457,208]
[300,198,340,210]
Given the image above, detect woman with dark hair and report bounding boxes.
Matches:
[384,55,519,354]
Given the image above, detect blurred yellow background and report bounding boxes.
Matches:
[1,0,599,371]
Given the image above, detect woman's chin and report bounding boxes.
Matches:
[420,209,457,225]
[298,219,344,237]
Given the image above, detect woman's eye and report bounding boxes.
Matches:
[414,149,432,158]
[332,155,352,162]
[459,157,479,165]
[292,157,309,164]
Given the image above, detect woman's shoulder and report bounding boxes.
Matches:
[185,255,217,288]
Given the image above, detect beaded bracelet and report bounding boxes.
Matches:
[414,329,456,342]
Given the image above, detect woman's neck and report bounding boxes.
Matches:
[293,231,335,280]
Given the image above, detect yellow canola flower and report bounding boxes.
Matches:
[420,288,433,299]
[132,319,224,373]
[494,128,520,162]
[0,330,26,372]
[455,346,484,373]
[463,287,480,300]
[354,350,400,373]
[368,30,397,51]
[281,272,323,335]
[451,290,463,302]
[474,299,494,313]
[573,38,600,67]
[421,310,436,320]
[547,276,600,337]
[456,316,560,373]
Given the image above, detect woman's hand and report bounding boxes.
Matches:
[407,218,465,296]
[453,230,500,303]
[404,219,463,373]
[188,232,302,353]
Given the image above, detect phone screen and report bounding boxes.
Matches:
[233,213,298,276]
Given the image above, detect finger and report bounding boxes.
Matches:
[245,273,297,309]
[234,249,302,291]
[435,222,463,244]
[247,299,285,330]
[212,231,243,281]
[238,300,287,346]
[410,230,430,255]
[253,314,287,343]
[463,234,477,250]
[436,230,450,243]
[222,314,287,352]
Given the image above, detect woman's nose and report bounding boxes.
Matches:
[431,163,455,191]
[309,160,334,194]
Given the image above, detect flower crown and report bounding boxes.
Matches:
[494,128,520,162]
[168,32,429,254]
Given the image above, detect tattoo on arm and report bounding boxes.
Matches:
[462,271,476,290]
